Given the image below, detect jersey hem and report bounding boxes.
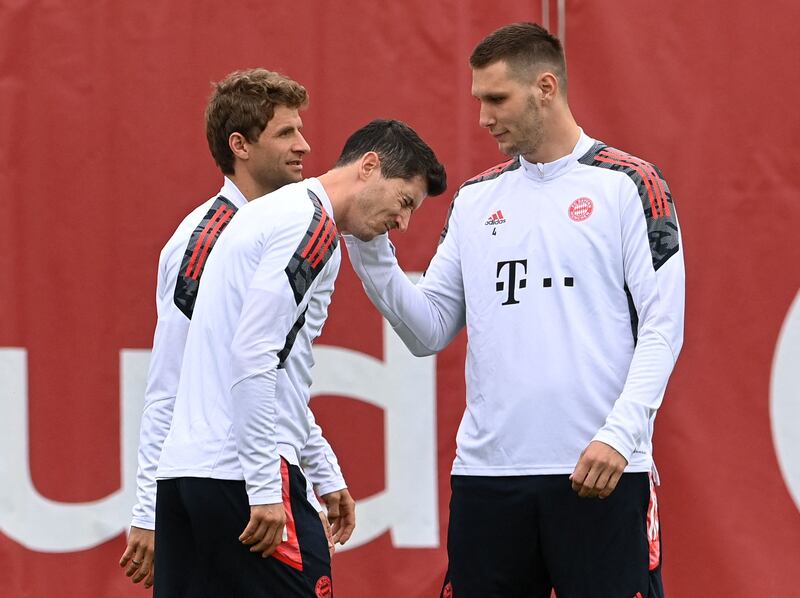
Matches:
[155,468,245,481]
[450,464,653,476]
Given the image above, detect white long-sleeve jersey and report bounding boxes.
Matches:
[345,131,684,477]
[132,177,344,529]
[157,178,342,505]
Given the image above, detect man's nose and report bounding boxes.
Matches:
[294,132,311,154]
[395,211,411,233]
[478,104,495,128]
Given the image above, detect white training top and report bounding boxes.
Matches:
[133,178,343,526]
[345,131,684,477]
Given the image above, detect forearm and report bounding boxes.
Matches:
[344,234,463,354]
[131,396,175,529]
[231,371,282,504]
[300,412,346,495]
[593,329,679,460]
[596,246,685,460]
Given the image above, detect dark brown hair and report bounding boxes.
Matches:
[470,22,567,91]
[205,68,308,175]
[335,119,447,197]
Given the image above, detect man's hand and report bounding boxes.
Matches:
[320,489,356,546]
[318,511,335,557]
[119,526,155,588]
[570,440,628,499]
[239,503,286,557]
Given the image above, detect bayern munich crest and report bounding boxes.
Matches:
[315,575,332,598]
[568,197,594,221]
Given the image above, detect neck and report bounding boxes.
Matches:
[523,106,581,164]
[227,173,275,202]
[317,167,353,231]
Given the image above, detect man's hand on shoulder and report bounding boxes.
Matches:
[570,440,628,499]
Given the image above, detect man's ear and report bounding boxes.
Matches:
[229,132,249,161]
[537,71,559,103]
[358,151,381,181]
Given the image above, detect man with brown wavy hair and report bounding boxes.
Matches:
[119,68,355,594]
[204,68,310,191]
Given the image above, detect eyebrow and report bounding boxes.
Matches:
[275,124,301,135]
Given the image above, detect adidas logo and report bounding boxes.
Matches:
[484,210,506,226]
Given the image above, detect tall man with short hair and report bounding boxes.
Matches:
[156,119,446,597]
[119,68,355,590]
[345,23,684,597]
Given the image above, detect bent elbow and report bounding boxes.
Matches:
[409,345,437,358]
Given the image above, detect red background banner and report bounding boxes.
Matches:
[1,1,799,596]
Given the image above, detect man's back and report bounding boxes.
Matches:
[158,178,341,503]
[132,180,247,530]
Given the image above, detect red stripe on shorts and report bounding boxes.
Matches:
[647,474,661,571]
[271,459,304,571]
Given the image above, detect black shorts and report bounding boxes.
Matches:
[155,460,331,598]
[440,473,663,598]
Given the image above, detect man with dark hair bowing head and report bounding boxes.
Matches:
[119,69,356,590]
[155,119,446,597]
[345,23,684,598]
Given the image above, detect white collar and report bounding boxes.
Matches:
[219,177,248,208]
[519,129,596,181]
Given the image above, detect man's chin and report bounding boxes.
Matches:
[352,228,389,242]
[496,141,519,157]
[279,171,304,185]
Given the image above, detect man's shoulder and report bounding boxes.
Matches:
[577,142,666,178]
[231,181,334,258]
[241,180,317,221]
[459,158,521,193]
[578,141,675,223]
[158,196,221,263]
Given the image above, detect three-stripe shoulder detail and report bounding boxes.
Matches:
[579,143,672,219]
[579,143,679,271]
[284,190,339,305]
[173,195,238,319]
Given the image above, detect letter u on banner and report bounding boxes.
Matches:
[311,316,439,550]
[311,272,439,550]
[0,349,147,552]
[0,277,438,553]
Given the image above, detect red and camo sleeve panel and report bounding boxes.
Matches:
[461,158,520,188]
[276,305,308,369]
[579,143,679,271]
[173,195,238,318]
[582,143,685,462]
[284,190,338,305]
[276,190,337,367]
